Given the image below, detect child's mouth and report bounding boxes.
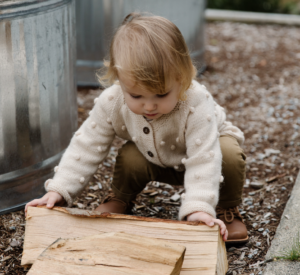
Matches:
[145,113,158,117]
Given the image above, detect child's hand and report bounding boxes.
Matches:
[25,191,65,216]
[187,211,228,242]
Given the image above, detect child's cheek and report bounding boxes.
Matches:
[126,100,141,115]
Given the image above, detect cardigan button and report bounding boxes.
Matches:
[143,127,150,134]
[147,151,154,157]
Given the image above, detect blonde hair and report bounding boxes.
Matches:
[97,12,197,100]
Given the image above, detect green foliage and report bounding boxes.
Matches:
[207,0,281,13]
[207,0,300,14]
[280,0,300,14]
[273,232,300,261]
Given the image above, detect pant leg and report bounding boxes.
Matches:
[218,136,246,208]
[112,137,246,207]
[111,141,184,202]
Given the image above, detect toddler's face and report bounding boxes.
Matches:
[118,73,181,120]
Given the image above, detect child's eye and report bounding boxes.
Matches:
[157,92,169,98]
[130,94,141,99]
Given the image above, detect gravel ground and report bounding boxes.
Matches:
[1,21,300,275]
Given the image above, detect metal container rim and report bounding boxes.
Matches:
[0,0,72,20]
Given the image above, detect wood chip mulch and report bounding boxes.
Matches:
[1,21,300,275]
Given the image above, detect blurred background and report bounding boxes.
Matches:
[76,0,207,86]
[207,0,300,14]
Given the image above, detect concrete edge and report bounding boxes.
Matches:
[205,9,300,26]
[263,170,300,274]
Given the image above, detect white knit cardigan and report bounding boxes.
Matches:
[46,80,244,220]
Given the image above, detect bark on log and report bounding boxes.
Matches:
[22,206,228,274]
[27,232,186,275]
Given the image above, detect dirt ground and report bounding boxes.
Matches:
[1,21,300,275]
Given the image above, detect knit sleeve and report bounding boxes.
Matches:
[178,86,222,220]
[45,86,117,206]
[215,104,244,145]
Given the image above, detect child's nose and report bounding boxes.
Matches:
[144,101,156,112]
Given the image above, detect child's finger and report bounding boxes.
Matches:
[25,199,42,212]
[205,222,214,227]
[213,219,226,234]
[201,217,214,227]
[224,229,228,241]
[25,199,44,216]
[220,223,226,235]
[46,197,56,208]
[222,229,228,241]
[221,227,227,241]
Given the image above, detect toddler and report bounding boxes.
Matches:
[25,13,248,244]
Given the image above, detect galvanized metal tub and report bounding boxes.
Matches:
[0,0,77,214]
[76,0,206,87]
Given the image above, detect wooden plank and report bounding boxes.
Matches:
[22,206,228,275]
[216,229,228,275]
[27,232,186,275]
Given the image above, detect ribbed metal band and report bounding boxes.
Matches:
[0,150,64,185]
[0,0,72,20]
[0,201,37,215]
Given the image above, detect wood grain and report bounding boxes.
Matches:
[22,206,228,274]
[27,232,186,275]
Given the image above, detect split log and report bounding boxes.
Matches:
[27,232,186,275]
[23,206,228,275]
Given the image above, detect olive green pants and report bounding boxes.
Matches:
[111,136,246,208]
